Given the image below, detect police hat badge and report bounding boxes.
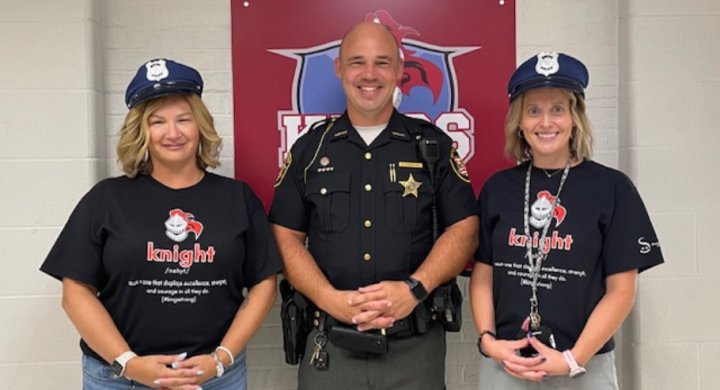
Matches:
[125,58,204,109]
[507,52,589,102]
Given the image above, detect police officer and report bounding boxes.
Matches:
[270,22,479,390]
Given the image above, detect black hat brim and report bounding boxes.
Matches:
[127,81,202,109]
[509,77,586,101]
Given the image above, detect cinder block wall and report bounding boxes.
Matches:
[0,0,104,387]
[1,0,717,389]
[618,1,720,390]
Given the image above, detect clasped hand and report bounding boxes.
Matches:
[124,353,216,390]
[324,281,419,331]
[482,335,571,382]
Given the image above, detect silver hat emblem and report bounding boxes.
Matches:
[535,52,560,77]
[146,59,169,82]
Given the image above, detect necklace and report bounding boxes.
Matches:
[523,159,571,329]
[194,170,205,185]
[541,168,563,178]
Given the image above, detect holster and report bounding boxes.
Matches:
[430,278,463,332]
[279,279,312,365]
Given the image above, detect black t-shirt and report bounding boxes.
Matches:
[270,110,479,290]
[41,173,283,361]
[476,161,663,353]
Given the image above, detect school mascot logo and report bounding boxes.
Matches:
[146,209,216,268]
[269,10,479,167]
[164,208,204,243]
[529,191,567,229]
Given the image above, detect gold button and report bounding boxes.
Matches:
[363,253,371,261]
[364,184,372,191]
[364,152,372,160]
[364,220,372,228]
[313,319,319,326]
[320,188,327,195]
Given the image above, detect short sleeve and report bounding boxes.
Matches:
[40,188,107,288]
[435,140,480,229]
[602,175,664,275]
[269,145,310,232]
[242,185,284,288]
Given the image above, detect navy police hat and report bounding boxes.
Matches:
[125,59,203,109]
[508,52,588,102]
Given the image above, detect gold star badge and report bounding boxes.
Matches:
[399,174,423,198]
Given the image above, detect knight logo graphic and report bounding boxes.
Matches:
[507,190,573,254]
[165,208,203,242]
[270,10,479,167]
[529,190,567,229]
[147,208,216,268]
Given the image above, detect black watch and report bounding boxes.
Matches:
[404,277,428,301]
[477,330,497,358]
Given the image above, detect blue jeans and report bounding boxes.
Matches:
[82,350,247,390]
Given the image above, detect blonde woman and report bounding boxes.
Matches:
[470,52,663,389]
[41,59,281,390]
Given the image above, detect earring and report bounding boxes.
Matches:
[198,143,203,156]
[518,129,525,139]
[143,150,149,162]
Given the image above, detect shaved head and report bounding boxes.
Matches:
[338,22,400,62]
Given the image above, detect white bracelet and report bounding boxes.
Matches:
[215,346,235,366]
[211,352,225,378]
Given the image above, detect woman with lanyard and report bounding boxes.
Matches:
[41,59,282,389]
[470,52,664,389]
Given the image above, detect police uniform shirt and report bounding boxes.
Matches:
[476,161,664,353]
[270,110,478,290]
[41,173,283,360]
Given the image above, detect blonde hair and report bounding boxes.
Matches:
[504,89,594,163]
[117,94,222,177]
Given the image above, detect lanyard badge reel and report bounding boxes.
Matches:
[515,160,571,357]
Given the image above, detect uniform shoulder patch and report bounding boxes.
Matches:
[274,150,292,188]
[450,146,471,183]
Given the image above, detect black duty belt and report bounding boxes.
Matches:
[314,309,431,339]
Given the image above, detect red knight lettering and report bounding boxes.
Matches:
[508,228,527,246]
[507,230,574,253]
[146,242,216,268]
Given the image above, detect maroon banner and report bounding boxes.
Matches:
[232,0,516,209]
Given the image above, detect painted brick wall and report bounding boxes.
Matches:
[0,0,103,387]
[618,1,720,390]
[2,0,718,389]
